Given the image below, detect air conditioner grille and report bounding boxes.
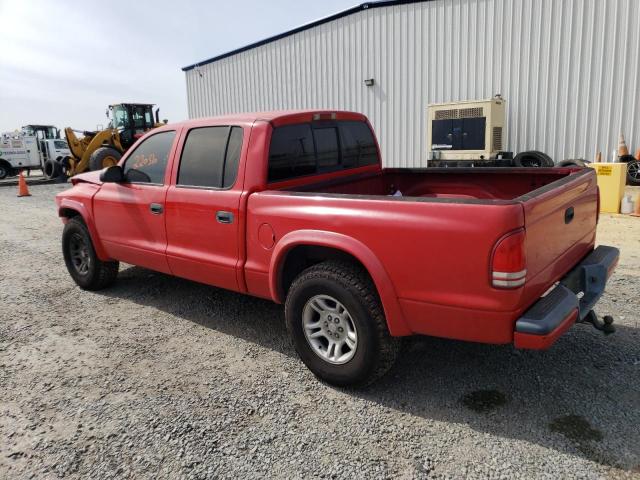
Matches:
[459,107,483,118]
[492,127,503,152]
[434,107,484,120]
[435,109,458,120]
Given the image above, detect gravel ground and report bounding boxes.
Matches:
[1,183,639,479]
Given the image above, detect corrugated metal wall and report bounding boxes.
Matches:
[185,0,640,167]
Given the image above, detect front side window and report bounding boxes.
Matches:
[123,130,176,184]
[112,105,129,129]
[178,126,243,189]
[54,140,68,149]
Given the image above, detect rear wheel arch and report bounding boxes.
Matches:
[270,231,412,336]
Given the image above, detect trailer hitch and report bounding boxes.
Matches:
[580,310,615,335]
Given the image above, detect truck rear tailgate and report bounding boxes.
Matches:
[521,169,598,300]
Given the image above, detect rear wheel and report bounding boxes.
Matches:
[0,162,9,179]
[43,160,61,179]
[62,217,119,290]
[628,161,640,186]
[285,260,400,387]
[89,147,122,171]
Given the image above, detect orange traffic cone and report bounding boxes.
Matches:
[618,134,629,157]
[595,151,602,163]
[17,171,31,197]
[635,148,640,161]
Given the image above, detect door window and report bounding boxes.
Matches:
[123,130,176,184]
[177,126,243,189]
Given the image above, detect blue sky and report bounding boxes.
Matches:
[0,0,357,132]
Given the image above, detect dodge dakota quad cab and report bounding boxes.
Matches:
[56,110,619,386]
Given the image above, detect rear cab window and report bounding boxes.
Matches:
[177,126,243,189]
[268,120,378,183]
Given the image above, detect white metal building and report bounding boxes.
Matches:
[183,0,640,168]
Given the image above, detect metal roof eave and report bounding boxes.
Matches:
[181,0,431,72]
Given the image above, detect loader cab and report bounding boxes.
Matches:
[109,103,156,150]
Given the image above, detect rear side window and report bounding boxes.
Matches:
[268,120,379,182]
[123,130,176,184]
[178,126,243,188]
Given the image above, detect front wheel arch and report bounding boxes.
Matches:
[57,202,110,261]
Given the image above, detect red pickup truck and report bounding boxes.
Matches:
[56,110,618,386]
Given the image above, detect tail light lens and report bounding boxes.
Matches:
[491,229,527,289]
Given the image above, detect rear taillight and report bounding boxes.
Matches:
[491,229,527,289]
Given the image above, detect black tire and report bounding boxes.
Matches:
[62,217,119,290]
[0,161,11,179]
[556,159,588,167]
[89,147,122,171]
[285,260,400,387]
[627,160,640,186]
[43,160,61,179]
[513,150,555,168]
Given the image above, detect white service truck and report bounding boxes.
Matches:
[0,125,71,179]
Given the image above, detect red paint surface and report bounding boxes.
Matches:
[55,110,602,346]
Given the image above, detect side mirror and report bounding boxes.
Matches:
[100,165,124,183]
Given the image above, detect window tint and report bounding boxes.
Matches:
[123,131,175,184]
[223,127,243,188]
[178,126,243,189]
[313,127,340,169]
[178,127,228,187]
[268,124,316,182]
[339,121,378,168]
[267,120,379,182]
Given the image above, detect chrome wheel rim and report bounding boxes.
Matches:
[628,161,640,181]
[302,294,358,364]
[69,233,91,275]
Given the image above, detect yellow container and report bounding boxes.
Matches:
[588,162,627,213]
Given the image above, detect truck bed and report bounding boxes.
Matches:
[282,167,584,202]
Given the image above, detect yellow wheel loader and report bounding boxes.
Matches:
[60,103,165,178]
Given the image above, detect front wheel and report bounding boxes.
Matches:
[285,260,400,387]
[62,217,119,290]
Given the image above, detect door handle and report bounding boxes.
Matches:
[149,203,163,215]
[216,211,234,224]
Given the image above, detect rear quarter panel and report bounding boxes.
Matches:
[245,192,526,338]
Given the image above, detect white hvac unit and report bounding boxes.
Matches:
[427,97,506,163]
